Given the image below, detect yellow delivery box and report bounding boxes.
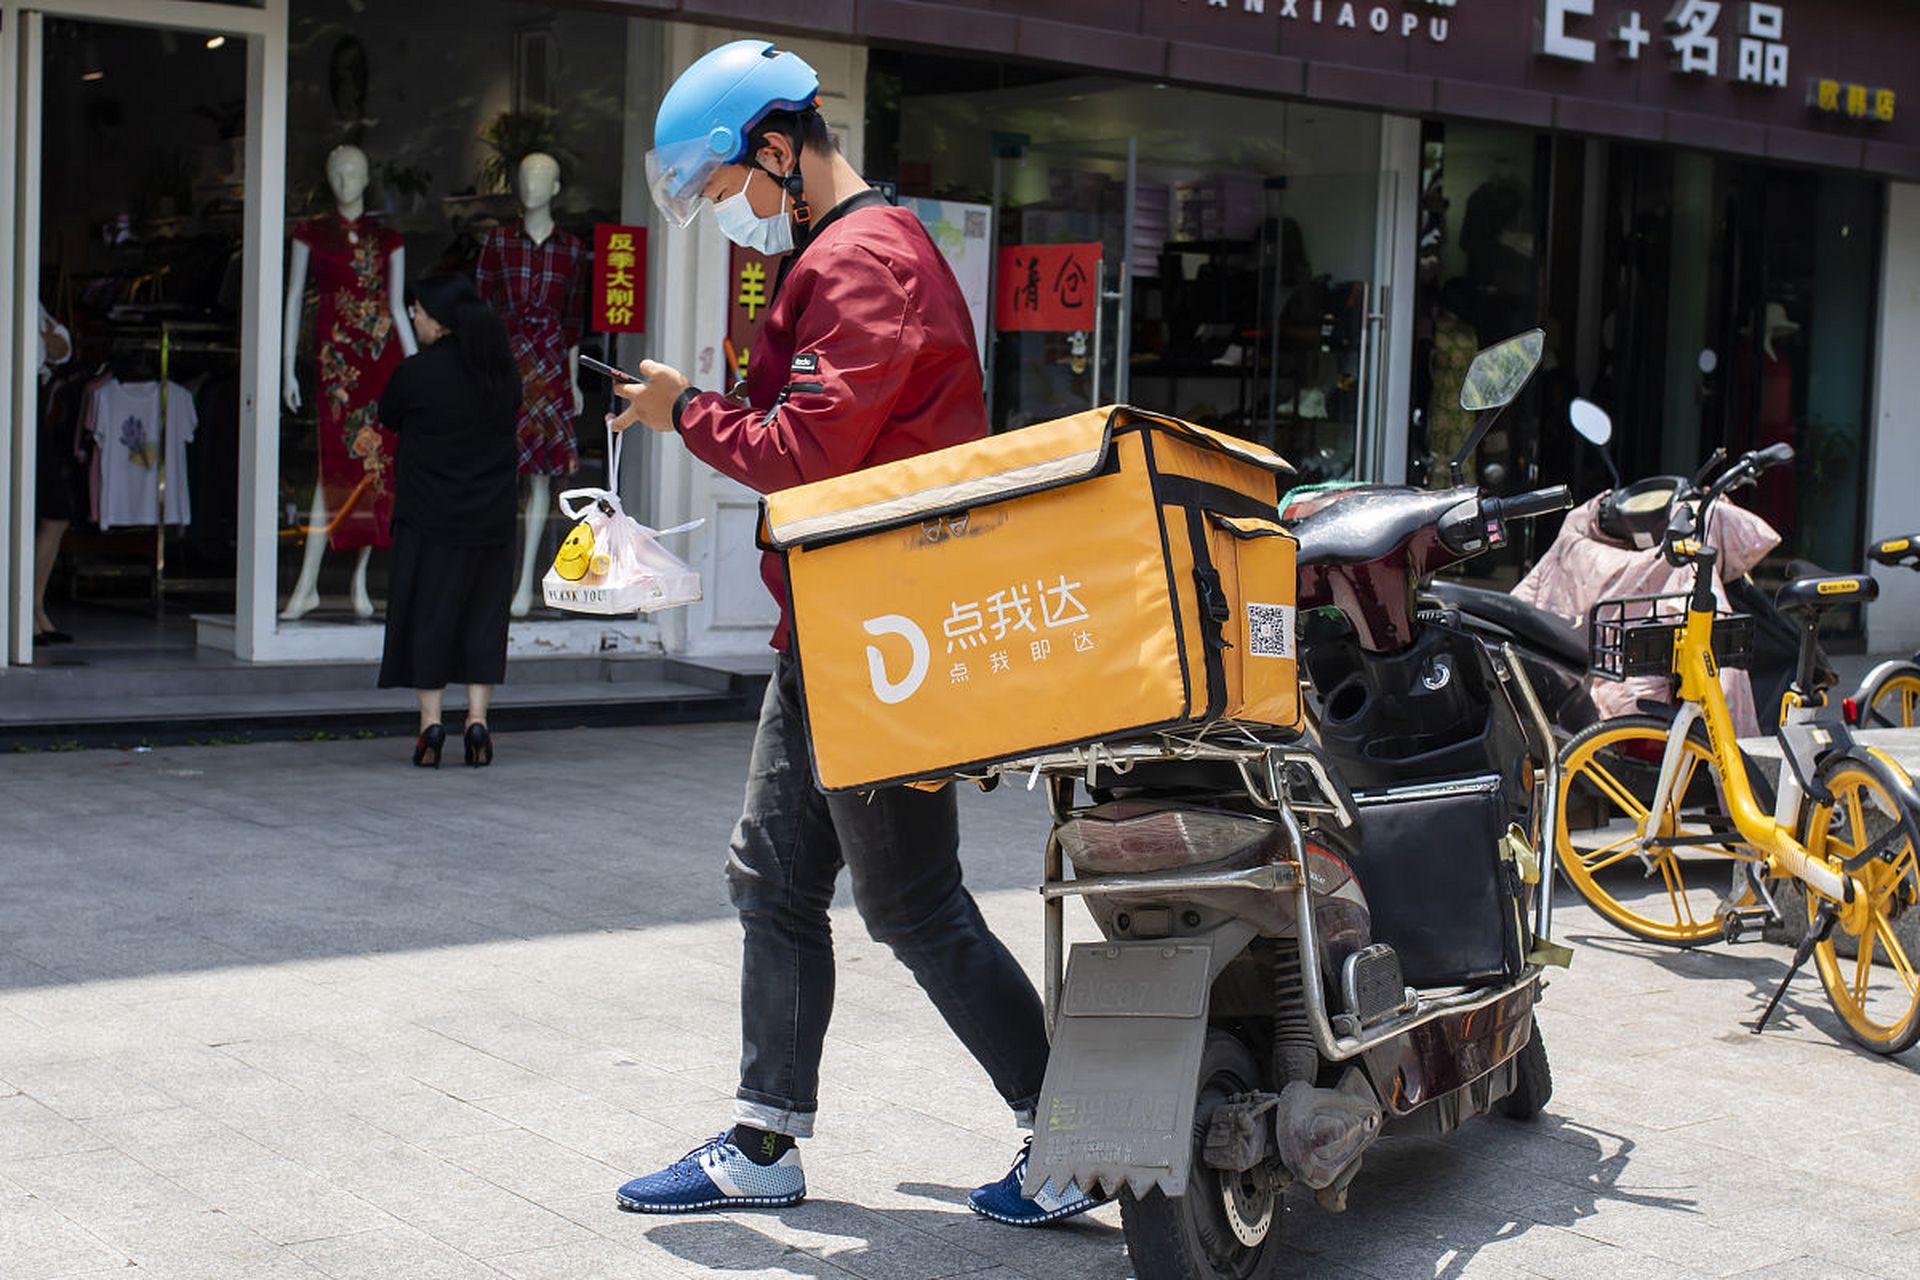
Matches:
[761,405,1300,791]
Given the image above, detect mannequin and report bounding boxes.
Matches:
[476,152,586,617]
[281,144,417,620]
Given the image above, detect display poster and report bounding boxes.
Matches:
[994,242,1102,334]
[591,224,647,334]
[902,197,993,366]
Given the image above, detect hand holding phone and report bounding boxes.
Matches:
[580,353,647,386]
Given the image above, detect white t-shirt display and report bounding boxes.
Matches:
[89,379,196,529]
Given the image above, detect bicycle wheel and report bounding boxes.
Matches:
[1801,760,1920,1055]
[1556,715,1757,946]
[1856,664,1920,729]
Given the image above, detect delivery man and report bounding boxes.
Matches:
[606,40,1099,1228]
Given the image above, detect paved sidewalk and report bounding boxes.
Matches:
[2,725,1917,1280]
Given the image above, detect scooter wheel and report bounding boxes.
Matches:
[1120,1030,1283,1280]
[1498,1016,1553,1121]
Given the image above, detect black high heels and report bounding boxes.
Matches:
[463,722,493,767]
[414,723,447,768]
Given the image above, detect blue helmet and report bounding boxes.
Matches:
[647,39,820,228]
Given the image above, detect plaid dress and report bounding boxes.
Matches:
[475,221,587,475]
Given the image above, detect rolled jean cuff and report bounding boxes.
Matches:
[1013,1106,1036,1129]
[733,1095,816,1140]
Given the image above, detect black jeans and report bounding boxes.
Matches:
[726,653,1048,1138]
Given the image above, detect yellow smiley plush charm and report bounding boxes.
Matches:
[553,522,595,582]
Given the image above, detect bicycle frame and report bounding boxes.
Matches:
[1635,589,1853,906]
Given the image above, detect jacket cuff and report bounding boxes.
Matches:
[672,386,701,433]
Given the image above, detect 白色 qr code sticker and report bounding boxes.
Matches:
[1246,603,1295,659]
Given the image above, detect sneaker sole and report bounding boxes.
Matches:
[615,1190,806,1214]
[967,1196,1103,1227]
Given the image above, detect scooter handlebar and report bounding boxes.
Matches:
[1484,485,1573,523]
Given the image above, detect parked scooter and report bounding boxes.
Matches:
[990,332,1570,1280]
[1433,398,1827,737]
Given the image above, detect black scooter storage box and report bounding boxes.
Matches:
[1349,774,1524,989]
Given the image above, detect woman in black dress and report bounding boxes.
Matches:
[378,273,521,767]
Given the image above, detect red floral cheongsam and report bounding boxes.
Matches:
[293,212,404,549]
[476,221,586,475]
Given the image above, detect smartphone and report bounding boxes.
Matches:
[579,353,646,385]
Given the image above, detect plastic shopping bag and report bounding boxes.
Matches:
[543,424,702,615]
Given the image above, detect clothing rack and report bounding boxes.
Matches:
[107,320,239,608]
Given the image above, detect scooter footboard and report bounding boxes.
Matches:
[1026,940,1215,1200]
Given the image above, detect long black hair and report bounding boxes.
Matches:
[407,273,517,405]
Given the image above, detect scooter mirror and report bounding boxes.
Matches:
[1458,329,1545,412]
[1449,329,1546,486]
[1569,398,1613,448]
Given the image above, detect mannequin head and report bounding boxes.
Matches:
[326,145,370,210]
[516,152,562,214]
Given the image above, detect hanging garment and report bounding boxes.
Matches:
[89,379,197,529]
[475,220,586,476]
[293,212,405,550]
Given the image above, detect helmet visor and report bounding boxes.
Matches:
[646,138,725,229]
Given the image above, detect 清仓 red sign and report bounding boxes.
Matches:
[995,242,1102,333]
[592,224,647,334]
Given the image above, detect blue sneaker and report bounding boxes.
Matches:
[615,1133,806,1213]
[968,1138,1105,1226]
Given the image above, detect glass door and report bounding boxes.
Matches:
[5,0,274,666]
[1255,172,1383,483]
[1125,170,1387,482]
[988,141,1134,431]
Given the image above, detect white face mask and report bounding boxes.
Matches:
[712,169,794,255]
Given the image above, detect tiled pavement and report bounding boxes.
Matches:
[2,723,1916,1279]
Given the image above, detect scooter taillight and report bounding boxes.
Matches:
[1056,803,1279,875]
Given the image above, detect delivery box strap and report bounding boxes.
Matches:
[1151,474,1277,523]
[1183,506,1232,723]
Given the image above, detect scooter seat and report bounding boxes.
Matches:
[1291,486,1474,568]
[1427,580,1589,668]
[1775,574,1877,612]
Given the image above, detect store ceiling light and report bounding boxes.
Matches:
[206,35,227,49]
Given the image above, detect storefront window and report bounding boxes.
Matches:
[281,0,647,626]
[1409,121,1549,506]
[873,53,1386,481]
[1591,148,1882,585]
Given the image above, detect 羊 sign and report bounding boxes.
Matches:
[995,243,1102,334]
[591,224,646,334]
[726,245,779,383]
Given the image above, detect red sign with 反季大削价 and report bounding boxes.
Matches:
[995,242,1102,333]
[592,223,647,334]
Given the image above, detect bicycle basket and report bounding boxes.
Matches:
[1588,592,1755,681]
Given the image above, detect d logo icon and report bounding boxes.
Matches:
[863,615,930,705]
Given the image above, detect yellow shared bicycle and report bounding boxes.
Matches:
[1554,444,1920,1054]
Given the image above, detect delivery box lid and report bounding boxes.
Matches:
[761,404,1292,550]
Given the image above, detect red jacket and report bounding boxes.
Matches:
[676,197,987,649]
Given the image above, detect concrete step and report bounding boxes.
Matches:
[0,656,772,749]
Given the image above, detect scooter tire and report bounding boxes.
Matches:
[1120,1030,1283,1280]
[1498,1016,1553,1121]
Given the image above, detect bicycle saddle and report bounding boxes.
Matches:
[1775,574,1878,612]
